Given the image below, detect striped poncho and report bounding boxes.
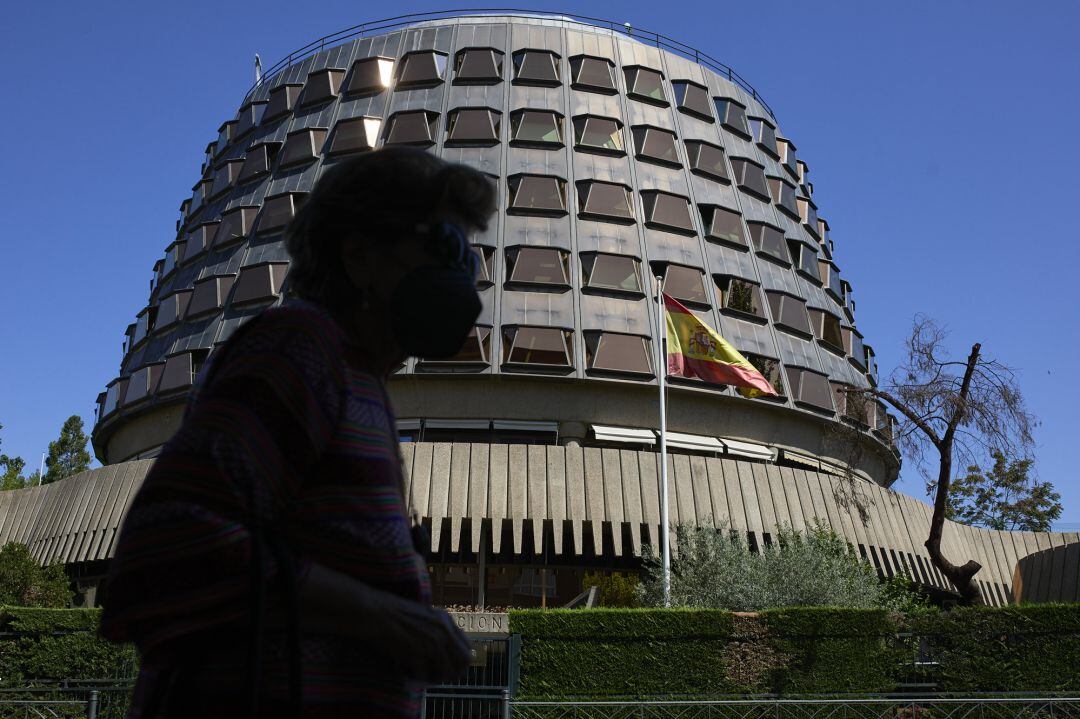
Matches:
[99,300,430,718]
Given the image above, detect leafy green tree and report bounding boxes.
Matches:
[42,416,91,485]
[0,542,72,607]
[947,451,1062,532]
[638,520,911,612]
[0,422,30,491]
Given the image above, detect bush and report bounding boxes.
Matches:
[0,607,136,686]
[0,542,72,608]
[582,571,640,607]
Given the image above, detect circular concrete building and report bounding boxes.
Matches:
[11,12,1068,608]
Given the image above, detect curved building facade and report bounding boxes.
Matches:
[39,12,1071,606]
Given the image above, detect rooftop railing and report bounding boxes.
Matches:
[244,9,777,122]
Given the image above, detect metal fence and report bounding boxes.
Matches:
[0,686,132,719]
[510,697,1080,719]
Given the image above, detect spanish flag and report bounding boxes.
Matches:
[664,293,778,397]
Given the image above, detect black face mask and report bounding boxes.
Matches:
[388,265,481,358]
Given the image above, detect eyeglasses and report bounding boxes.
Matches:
[413,220,480,278]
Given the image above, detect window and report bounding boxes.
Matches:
[508,174,567,215]
[234,100,267,139]
[281,127,328,166]
[510,109,563,146]
[785,367,834,412]
[631,125,680,167]
[503,326,573,367]
[730,158,769,199]
[156,290,191,330]
[326,117,380,156]
[576,180,634,222]
[215,120,237,155]
[874,404,894,442]
[768,176,800,218]
[214,206,258,247]
[132,306,157,346]
[454,48,503,84]
[624,66,666,105]
[395,51,448,89]
[778,137,798,179]
[800,198,821,239]
[474,246,494,286]
[844,327,866,369]
[505,247,570,287]
[717,276,766,319]
[818,259,843,301]
[715,99,750,136]
[572,115,623,154]
[865,345,879,383]
[446,108,501,145]
[512,49,561,85]
[581,253,641,293]
[787,239,820,279]
[585,332,652,375]
[256,193,306,234]
[421,326,492,364]
[672,81,712,120]
[264,83,303,121]
[833,382,872,425]
[766,291,812,335]
[384,110,439,146]
[740,353,784,396]
[642,191,695,234]
[701,206,746,247]
[237,142,281,184]
[747,222,787,262]
[209,160,244,199]
[186,275,235,317]
[809,309,845,353]
[298,68,345,107]
[189,221,217,258]
[158,352,195,393]
[344,56,394,95]
[662,264,708,305]
[748,117,778,157]
[232,262,289,306]
[570,55,616,93]
[685,141,729,182]
[123,364,163,406]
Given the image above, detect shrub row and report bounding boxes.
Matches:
[0,607,136,686]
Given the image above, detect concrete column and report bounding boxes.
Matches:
[558,421,588,447]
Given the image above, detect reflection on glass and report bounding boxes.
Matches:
[511,111,563,145]
[573,116,623,152]
[505,327,570,366]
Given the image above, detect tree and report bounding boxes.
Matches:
[848,316,1038,605]
[0,541,72,607]
[637,520,918,612]
[949,451,1061,532]
[42,415,91,485]
[0,422,30,491]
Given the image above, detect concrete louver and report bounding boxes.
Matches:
[1,448,1077,607]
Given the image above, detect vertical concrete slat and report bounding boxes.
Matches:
[565,445,587,556]
[507,444,529,555]
[620,449,644,556]
[469,444,490,554]
[720,458,748,535]
[750,462,778,538]
[776,466,806,533]
[428,443,453,553]
[704,457,731,527]
[583,447,606,555]
[600,448,624,556]
[637,450,661,553]
[547,445,568,555]
[488,444,509,554]
[528,445,549,553]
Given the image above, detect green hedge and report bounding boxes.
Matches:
[510,605,1080,699]
[0,607,136,686]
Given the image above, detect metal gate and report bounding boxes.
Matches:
[422,634,519,719]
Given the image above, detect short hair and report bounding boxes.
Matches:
[285,147,497,310]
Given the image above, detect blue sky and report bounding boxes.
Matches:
[1,1,1077,527]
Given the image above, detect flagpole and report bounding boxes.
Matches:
[655,275,670,608]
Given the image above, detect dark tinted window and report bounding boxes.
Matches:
[749,118,779,156]
[454,48,504,84]
[631,126,680,166]
[209,160,243,199]
[766,291,811,335]
[474,246,495,285]
[582,253,641,293]
[844,328,866,369]
[585,332,652,375]
[625,66,666,104]
[800,198,821,239]
[422,326,492,364]
[572,115,623,154]
[512,50,561,85]
[232,262,288,306]
[768,177,800,218]
[298,68,345,107]
[214,206,258,247]
[747,222,787,262]
[503,326,572,366]
[396,51,448,89]
[731,158,769,199]
[344,56,394,95]
[505,247,570,286]
[718,276,766,319]
[256,193,305,234]
[715,99,750,136]
[510,110,563,146]
[577,181,634,222]
[384,110,438,146]
[786,367,834,411]
[811,310,844,352]
[787,240,820,279]
[702,206,746,247]
[819,259,843,300]
[664,265,708,305]
[446,108,501,145]
[779,138,799,178]
[672,81,713,120]
[281,128,327,167]
[234,101,267,139]
[327,117,380,156]
[744,353,785,396]
[238,142,281,184]
[264,83,303,121]
[686,141,729,182]
[642,191,694,233]
[508,175,567,214]
[570,55,616,92]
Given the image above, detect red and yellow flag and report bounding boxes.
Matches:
[664,293,778,397]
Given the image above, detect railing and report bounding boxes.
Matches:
[510,696,1080,719]
[243,9,776,121]
[0,686,133,719]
